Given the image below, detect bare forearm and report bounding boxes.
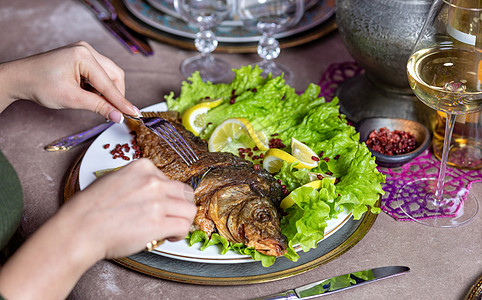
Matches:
[0,60,23,113]
[0,209,100,299]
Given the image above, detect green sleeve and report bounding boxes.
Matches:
[0,150,23,250]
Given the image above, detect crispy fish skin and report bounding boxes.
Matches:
[128,112,288,257]
[195,165,286,257]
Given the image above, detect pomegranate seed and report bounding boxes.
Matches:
[366,127,417,155]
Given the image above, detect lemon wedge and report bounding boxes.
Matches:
[262,148,316,173]
[280,180,324,210]
[181,98,223,136]
[208,118,250,152]
[208,118,269,152]
[290,137,319,169]
[233,117,269,150]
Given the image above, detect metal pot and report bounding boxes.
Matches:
[335,0,436,126]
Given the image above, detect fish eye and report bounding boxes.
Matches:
[255,209,272,222]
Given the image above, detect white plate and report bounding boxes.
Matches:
[79,102,352,264]
[154,210,351,264]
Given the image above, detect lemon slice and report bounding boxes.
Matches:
[208,118,250,152]
[233,117,269,150]
[280,180,324,210]
[262,148,316,173]
[181,98,223,136]
[290,137,319,169]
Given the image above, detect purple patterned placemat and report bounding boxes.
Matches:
[381,150,482,220]
[318,62,482,221]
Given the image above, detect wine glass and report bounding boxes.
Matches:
[397,0,481,227]
[174,0,233,82]
[237,0,304,82]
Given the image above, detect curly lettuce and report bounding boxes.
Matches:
[166,66,384,266]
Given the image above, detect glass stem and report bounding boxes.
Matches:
[195,28,218,57]
[257,32,280,64]
[435,113,456,201]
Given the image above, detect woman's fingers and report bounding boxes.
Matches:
[69,158,198,259]
[70,42,138,120]
[74,41,126,95]
[6,41,139,120]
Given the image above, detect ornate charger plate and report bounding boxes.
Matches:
[64,105,379,285]
[113,0,337,53]
[145,0,242,27]
[122,0,335,43]
[464,275,482,300]
[145,0,323,27]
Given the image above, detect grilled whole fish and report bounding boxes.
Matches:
[127,111,288,257]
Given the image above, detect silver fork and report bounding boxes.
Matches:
[125,115,211,189]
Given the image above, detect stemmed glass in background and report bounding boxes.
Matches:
[397,0,481,227]
[174,0,233,82]
[237,0,304,82]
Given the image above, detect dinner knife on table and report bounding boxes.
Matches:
[253,266,410,299]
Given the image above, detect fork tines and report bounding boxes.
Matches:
[143,117,199,165]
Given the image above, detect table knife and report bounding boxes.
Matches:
[44,122,113,151]
[81,0,139,54]
[254,266,410,299]
[100,0,153,56]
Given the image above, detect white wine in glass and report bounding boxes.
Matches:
[397,0,481,227]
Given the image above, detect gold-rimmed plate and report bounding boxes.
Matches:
[112,0,337,53]
[123,0,335,43]
[465,275,482,300]
[64,101,379,285]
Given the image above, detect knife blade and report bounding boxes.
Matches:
[254,266,410,299]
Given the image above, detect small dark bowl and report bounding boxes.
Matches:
[355,117,431,168]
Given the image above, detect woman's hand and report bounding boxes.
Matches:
[0,41,139,122]
[66,158,198,259]
[0,159,197,299]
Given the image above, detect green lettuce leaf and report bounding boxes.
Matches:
[168,66,385,267]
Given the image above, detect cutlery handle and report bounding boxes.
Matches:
[44,122,114,151]
[80,0,139,54]
[102,0,153,56]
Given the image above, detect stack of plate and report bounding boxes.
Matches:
[112,0,337,53]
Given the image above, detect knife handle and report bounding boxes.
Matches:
[44,122,114,151]
[100,0,153,56]
[252,290,298,300]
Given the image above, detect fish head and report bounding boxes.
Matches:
[229,197,288,257]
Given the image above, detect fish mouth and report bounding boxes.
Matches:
[253,238,287,257]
